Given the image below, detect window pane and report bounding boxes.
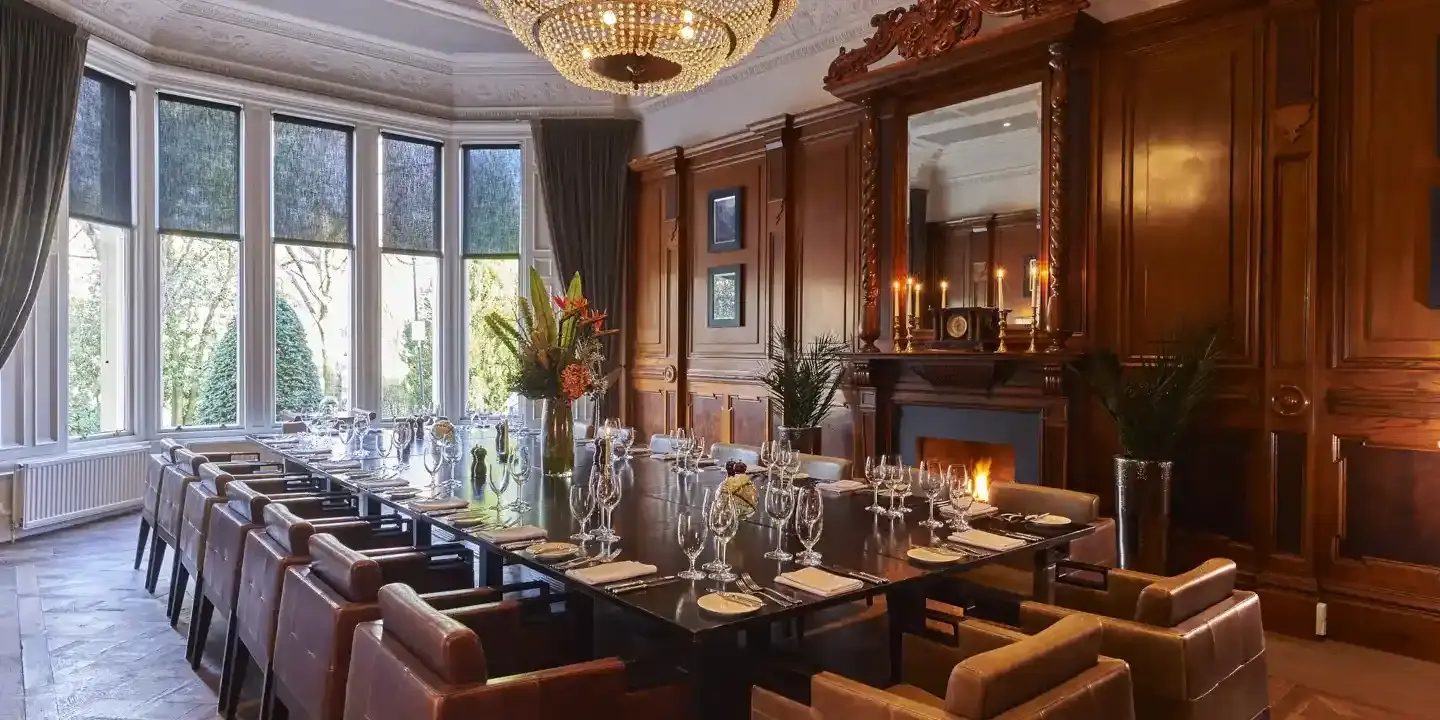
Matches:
[157,96,240,237]
[67,220,128,437]
[160,234,239,428]
[466,258,520,412]
[274,117,353,245]
[68,71,132,227]
[275,245,351,417]
[382,135,440,253]
[462,147,522,256]
[381,255,437,417]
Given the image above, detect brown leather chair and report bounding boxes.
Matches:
[344,584,691,720]
[153,447,261,599]
[1018,559,1267,720]
[270,535,483,720]
[944,485,1117,601]
[200,481,361,692]
[751,615,1134,720]
[137,439,184,573]
[224,504,414,720]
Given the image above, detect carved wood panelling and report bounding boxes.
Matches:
[731,396,770,447]
[632,388,672,441]
[689,149,768,362]
[633,169,669,358]
[796,122,863,343]
[688,393,725,445]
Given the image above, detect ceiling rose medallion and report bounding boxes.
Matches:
[480,1,798,96]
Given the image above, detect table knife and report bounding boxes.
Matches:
[819,564,888,585]
[607,575,679,593]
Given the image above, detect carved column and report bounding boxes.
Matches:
[1043,42,1068,352]
[857,101,882,352]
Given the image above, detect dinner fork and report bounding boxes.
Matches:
[739,573,796,606]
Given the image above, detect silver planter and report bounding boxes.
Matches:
[1114,456,1173,573]
[777,426,821,455]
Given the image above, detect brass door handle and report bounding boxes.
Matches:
[1269,385,1310,417]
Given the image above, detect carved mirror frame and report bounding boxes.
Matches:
[824,0,1097,354]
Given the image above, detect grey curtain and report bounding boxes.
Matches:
[0,0,88,368]
[531,118,639,420]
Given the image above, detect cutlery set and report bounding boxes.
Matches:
[555,548,621,571]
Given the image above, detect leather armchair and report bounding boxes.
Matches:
[271,535,480,720]
[711,442,762,465]
[152,446,262,599]
[224,503,413,719]
[1018,559,1267,720]
[751,615,1133,719]
[796,453,851,482]
[137,439,184,573]
[344,584,690,720]
[650,433,676,454]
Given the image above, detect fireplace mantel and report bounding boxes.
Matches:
[842,350,1086,489]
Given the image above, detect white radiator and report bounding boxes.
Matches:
[14,448,149,533]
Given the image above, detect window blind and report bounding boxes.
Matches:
[462,145,522,257]
[273,114,354,246]
[157,94,240,238]
[381,133,441,255]
[68,69,133,228]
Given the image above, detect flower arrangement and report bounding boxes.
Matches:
[720,474,758,520]
[484,268,616,401]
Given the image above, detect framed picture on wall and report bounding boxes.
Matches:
[707,264,743,327]
[708,187,743,252]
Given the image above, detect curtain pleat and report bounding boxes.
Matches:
[0,0,89,368]
[531,118,639,421]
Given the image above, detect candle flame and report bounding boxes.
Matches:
[995,268,1006,279]
[973,457,992,502]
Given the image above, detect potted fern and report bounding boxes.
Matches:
[758,330,846,455]
[1083,331,1221,572]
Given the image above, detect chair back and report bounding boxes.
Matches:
[988,484,1099,525]
[144,453,169,521]
[946,616,1129,719]
[234,504,320,666]
[1133,558,1237,627]
[156,464,195,543]
[281,420,307,433]
[649,434,675,453]
[796,453,851,481]
[710,443,761,465]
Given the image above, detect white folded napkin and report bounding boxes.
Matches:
[411,498,468,511]
[949,529,1025,552]
[351,478,410,489]
[776,567,863,597]
[567,560,657,585]
[816,479,867,494]
[477,525,547,543]
[317,460,362,470]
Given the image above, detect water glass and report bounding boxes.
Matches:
[487,460,510,507]
[764,482,795,560]
[886,463,912,517]
[592,471,622,542]
[795,486,824,566]
[864,455,888,513]
[618,426,635,456]
[690,435,708,473]
[422,442,445,488]
[506,446,531,512]
[676,510,709,581]
[569,483,596,541]
[706,492,739,582]
[699,488,727,573]
[947,464,974,531]
[919,464,946,528]
[758,441,777,476]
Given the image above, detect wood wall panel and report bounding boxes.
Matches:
[796,121,861,342]
[633,172,668,358]
[730,396,769,447]
[689,393,724,446]
[632,388,672,442]
[689,147,768,365]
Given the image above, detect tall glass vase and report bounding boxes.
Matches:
[541,398,575,478]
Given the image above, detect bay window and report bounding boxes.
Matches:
[157,94,242,430]
[462,146,523,413]
[379,133,441,418]
[66,70,133,439]
[272,115,354,418]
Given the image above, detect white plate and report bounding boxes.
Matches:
[526,542,580,562]
[1030,514,1071,526]
[697,592,764,616]
[906,547,968,564]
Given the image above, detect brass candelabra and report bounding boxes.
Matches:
[996,309,1011,353]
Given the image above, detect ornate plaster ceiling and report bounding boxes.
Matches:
[35,0,1183,119]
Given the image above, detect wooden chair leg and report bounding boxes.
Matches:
[190,596,214,670]
[224,635,251,720]
[144,538,166,594]
[259,666,276,720]
[219,620,239,713]
[133,518,151,570]
[185,578,205,664]
[168,559,189,628]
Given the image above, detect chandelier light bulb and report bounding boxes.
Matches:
[481,0,797,96]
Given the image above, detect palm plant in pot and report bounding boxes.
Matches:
[1083,331,1221,572]
[757,330,846,455]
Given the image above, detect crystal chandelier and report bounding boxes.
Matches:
[480,1,798,96]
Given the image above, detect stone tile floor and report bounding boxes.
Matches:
[3,514,1440,719]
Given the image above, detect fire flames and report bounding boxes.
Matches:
[973,457,992,502]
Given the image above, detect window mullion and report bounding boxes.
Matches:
[243,103,273,430]
[134,81,159,441]
[355,123,382,415]
[439,142,462,418]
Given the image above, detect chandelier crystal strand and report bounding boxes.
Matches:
[481,1,798,96]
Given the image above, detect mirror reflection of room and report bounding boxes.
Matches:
[907,83,1042,330]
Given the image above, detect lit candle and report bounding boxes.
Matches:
[905,276,915,320]
[915,282,923,319]
[892,280,901,326]
[1032,266,1043,311]
[940,280,948,309]
[995,267,1006,309]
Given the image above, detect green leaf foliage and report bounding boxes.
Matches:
[196,297,322,425]
[1081,330,1222,461]
[758,330,847,429]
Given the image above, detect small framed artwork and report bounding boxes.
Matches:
[707,264,743,328]
[707,187,743,253]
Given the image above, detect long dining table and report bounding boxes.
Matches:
[251,426,1096,718]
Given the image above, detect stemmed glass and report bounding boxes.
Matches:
[947,464,974,532]
[671,428,693,458]
[676,509,709,581]
[391,423,413,469]
[569,483,596,541]
[764,481,796,560]
[699,488,728,573]
[422,441,445,488]
[339,421,358,457]
[794,486,825,566]
[592,470,622,542]
[690,435,708,474]
[919,463,947,528]
[617,426,635,457]
[506,446,531,512]
[758,441,777,481]
[705,492,739,582]
[864,455,888,514]
[487,459,510,509]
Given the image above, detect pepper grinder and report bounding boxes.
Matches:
[469,446,488,490]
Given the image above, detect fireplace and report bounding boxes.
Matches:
[896,404,1042,496]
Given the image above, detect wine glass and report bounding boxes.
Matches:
[795,486,825,566]
[690,435,707,474]
[671,428,692,458]
[706,493,739,582]
[699,488,727,573]
[592,470,622,542]
[887,462,912,517]
[783,444,803,478]
[758,441,777,479]
[422,441,445,488]
[618,426,635,457]
[919,464,946,528]
[487,459,511,509]
[864,455,888,514]
[569,483,596,541]
[391,423,413,464]
[764,482,795,560]
[506,446,531,512]
[947,464,974,532]
[339,420,357,455]
[676,509,709,581]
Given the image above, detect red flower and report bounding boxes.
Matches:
[561,364,592,401]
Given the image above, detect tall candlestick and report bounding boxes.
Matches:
[940,280,948,309]
[914,282,923,319]
[995,267,1006,310]
[905,277,915,320]
[892,280,901,327]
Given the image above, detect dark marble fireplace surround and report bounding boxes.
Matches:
[897,405,1042,484]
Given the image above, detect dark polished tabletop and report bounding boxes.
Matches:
[253,427,1095,638]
